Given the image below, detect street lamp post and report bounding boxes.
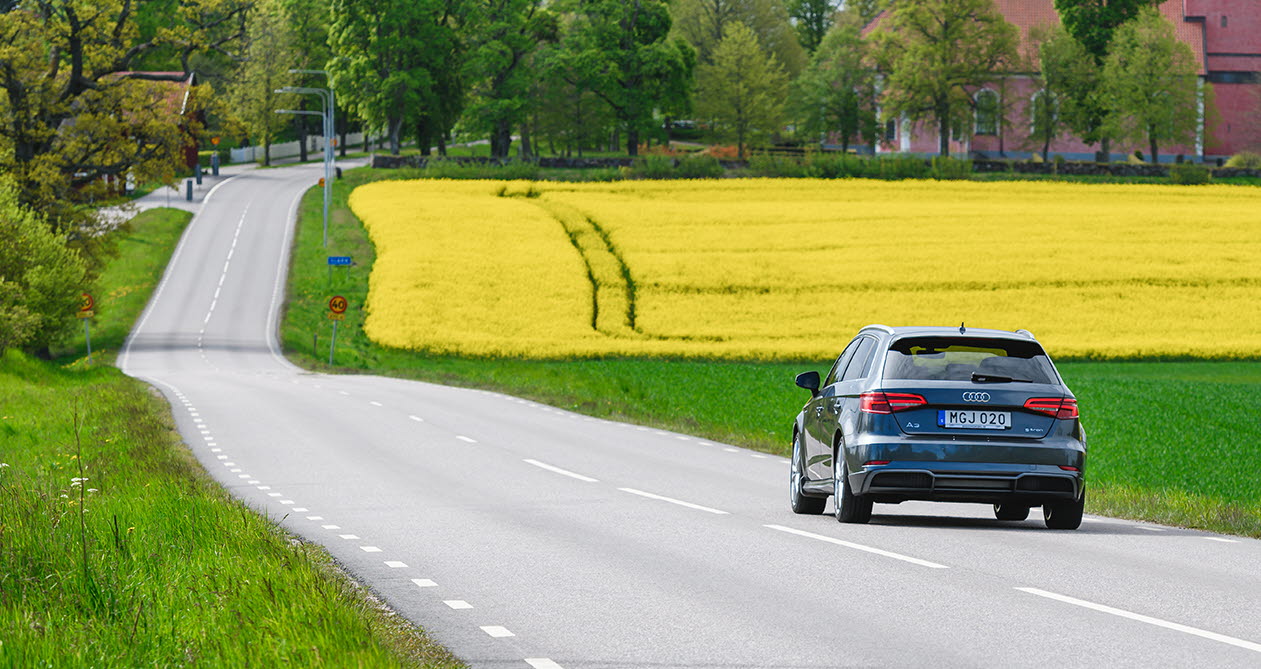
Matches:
[290,69,335,169]
[276,106,330,246]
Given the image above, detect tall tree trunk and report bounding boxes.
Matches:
[1150,134,1159,165]
[1100,137,1111,162]
[417,117,432,156]
[491,119,512,159]
[938,114,950,157]
[388,117,403,155]
[1042,135,1050,162]
[438,132,447,157]
[626,127,638,156]
[339,114,348,158]
[298,114,309,162]
[520,122,533,160]
[263,141,271,167]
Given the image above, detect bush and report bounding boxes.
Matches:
[1168,162,1211,185]
[931,156,973,180]
[746,153,808,178]
[1225,151,1261,169]
[877,154,930,179]
[674,154,724,179]
[0,178,87,354]
[805,153,857,179]
[628,155,677,179]
[423,159,539,180]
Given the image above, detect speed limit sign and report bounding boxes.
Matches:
[328,295,348,314]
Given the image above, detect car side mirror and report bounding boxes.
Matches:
[795,371,820,397]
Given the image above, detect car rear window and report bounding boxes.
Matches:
[882,336,1059,384]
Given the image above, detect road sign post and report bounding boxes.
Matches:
[327,255,352,284]
[78,293,94,363]
[328,295,348,365]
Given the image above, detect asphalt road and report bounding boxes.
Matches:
[122,162,1261,668]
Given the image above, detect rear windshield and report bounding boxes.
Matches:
[883,336,1058,384]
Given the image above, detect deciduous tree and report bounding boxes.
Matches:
[696,22,787,158]
[871,0,1017,157]
[463,0,558,159]
[327,0,464,155]
[230,0,297,166]
[1101,7,1201,163]
[557,0,694,156]
[0,0,250,244]
[786,0,837,53]
[789,9,877,152]
[1052,0,1158,157]
[672,0,805,76]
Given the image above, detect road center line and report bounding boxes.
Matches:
[523,459,599,483]
[526,659,564,669]
[1016,587,1261,653]
[764,524,949,569]
[456,435,477,443]
[408,415,424,422]
[619,488,729,515]
[480,626,515,638]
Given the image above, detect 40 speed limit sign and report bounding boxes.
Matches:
[328,295,348,319]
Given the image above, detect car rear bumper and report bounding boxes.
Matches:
[853,462,1082,504]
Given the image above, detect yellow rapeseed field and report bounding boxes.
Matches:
[350,178,1261,360]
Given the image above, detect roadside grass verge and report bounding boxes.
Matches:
[280,167,1261,538]
[54,208,193,363]
[1,207,463,666]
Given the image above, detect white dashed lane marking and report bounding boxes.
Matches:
[409,415,424,422]
[385,561,408,568]
[444,600,473,610]
[526,660,565,669]
[456,436,477,444]
[360,546,382,553]
[523,459,599,483]
[765,524,949,569]
[411,579,438,588]
[481,626,515,638]
[1017,587,1261,654]
[339,534,359,540]
[619,488,729,515]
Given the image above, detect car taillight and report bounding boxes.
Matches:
[860,392,927,414]
[865,460,891,466]
[1059,465,1080,472]
[1024,397,1079,419]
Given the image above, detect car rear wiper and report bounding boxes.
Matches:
[971,372,1033,383]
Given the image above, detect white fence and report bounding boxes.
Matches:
[230,131,367,164]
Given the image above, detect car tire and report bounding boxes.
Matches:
[790,432,825,515]
[1043,490,1085,530]
[994,503,1030,521]
[834,455,872,524]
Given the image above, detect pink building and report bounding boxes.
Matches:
[860,0,1260,162]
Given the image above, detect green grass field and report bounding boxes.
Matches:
[2,206,463,666]
[280,167,1261,538]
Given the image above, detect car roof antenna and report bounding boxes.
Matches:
[959,321,966,334]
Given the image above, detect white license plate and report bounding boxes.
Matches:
[938,410,1011,430]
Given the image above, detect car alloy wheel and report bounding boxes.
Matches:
[833,453,872,524]
[790,433,825,515]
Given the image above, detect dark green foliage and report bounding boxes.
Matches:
[0,179,87,354]
[550,0,695,155]
[787,0,838,53]
[1053,0,1158,63]
[930,155,973,180]
[675,154,725,178]
[1168,163,1211,185]
[791,10,878,153]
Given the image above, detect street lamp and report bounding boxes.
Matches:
[276,106,331,247]
[290,69,335,168]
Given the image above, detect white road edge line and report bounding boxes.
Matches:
[523,459,599,483]
[1203,537,1238,543]
[1016,587,1261,653]
[619,488,729,515]
[764,524,949,569]
[456,435,477,443]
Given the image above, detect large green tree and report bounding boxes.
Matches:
[463,0,557,159]
[0,177,86,355]
[557,0,694,156]
[0,0,249,245]
[230,0,297,166]
[872,0,1017,157]
[790,9,877,152]
[671,0,805,76]
[327,0,464,155]
[1037,23,1098,157]
[1052,0,1158,157]
[1101,7,1201,163]
[786,0,837,53]
[696,22,786,158]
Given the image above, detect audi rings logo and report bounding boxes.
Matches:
[962,392,991,403]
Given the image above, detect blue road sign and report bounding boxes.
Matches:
[327,256,352,266]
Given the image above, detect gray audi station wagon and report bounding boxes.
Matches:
[790,325,1086,529]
